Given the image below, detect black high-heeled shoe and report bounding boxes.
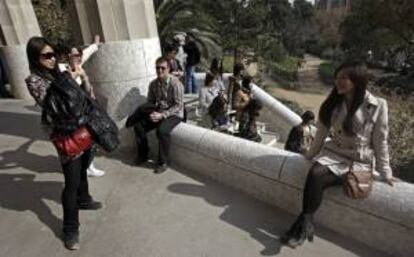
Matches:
[281,213,314,248]
[280,214,302,243]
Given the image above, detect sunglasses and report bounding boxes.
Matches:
[156,66,168,71]
[40,52,56,60]
[71,54,82,58]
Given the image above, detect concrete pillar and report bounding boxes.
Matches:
[75,0,161,149]
[0,0,41,99]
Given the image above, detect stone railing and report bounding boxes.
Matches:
[168,123,414,256]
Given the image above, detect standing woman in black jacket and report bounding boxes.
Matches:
[25,37,102,250]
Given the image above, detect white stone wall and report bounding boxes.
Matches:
[0,0,42,99]
[168,122,414,256]
[0,45,32,99]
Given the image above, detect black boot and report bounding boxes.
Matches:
[281,214,302,241]
[63,232,80,250]
[78,200,103,210]
[281,213,314,248]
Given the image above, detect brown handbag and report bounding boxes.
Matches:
[343,160,374,199]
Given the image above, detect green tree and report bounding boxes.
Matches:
[340,0,414,65]
[32,0,72,46]
[154,0,222,68]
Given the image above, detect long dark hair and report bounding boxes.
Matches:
[204,72,215,87]
[319,61,368,135]
[208,93,227,119]
[26,36,59,80]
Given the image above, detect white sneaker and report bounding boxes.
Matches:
[87,162,106,177]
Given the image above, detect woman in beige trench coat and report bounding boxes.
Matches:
[281,61,396,248]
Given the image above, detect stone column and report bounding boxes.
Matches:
[0,0,42,99]
[74,0,161,149]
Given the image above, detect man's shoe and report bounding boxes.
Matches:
[135,157,148,166]
[78,200,103,210]
[87,163,106,177]
[64,233,80,250]
[154,164,168,174]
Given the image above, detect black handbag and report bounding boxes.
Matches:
[86,103,120,153]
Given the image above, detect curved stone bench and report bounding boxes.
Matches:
[169,123,414,256]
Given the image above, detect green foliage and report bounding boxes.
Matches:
[340,0,414,62]
[310,9,347,58]
[275,97,304,115]
[32,0,72,46]
[155,0,222,69]
[318,61,338,85]
[267,57,300,82]
[256,34,288,63]
[222,55,234,73]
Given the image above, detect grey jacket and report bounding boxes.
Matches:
[147,75,184,119]
[306,91,393,179]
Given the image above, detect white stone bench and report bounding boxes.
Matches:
[169,123,414,256]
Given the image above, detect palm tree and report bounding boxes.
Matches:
[154,0,222,69]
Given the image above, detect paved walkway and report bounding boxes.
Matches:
[0,100,389,257]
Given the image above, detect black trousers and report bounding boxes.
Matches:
[61,148,94,234]
[133,114,181,165]
[302,163,343,215]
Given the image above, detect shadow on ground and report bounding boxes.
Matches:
[168,170,283,256]
[0,173,62,239]
[0,139,60,174]
[168,168,385,257]
[0,110,48,141]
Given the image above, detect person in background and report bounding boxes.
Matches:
[126,57,184,174]
[60,35,105,178]
[183,33,201,94]
[208,93,229,132]
[0,55,12,98]
[210,58,225,89]
[235,99,263,142]
[198,72,225,128]
[173,33,187,70]
[165,44,184,80]
[281,61,396,248]
[56,42,71,65]
[25,37,102,250]
[227,63,245,110]
[285,111,316,154]
[232,81,250,121]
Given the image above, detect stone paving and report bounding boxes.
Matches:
[0,100,389,257]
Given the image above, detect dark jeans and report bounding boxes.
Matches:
[302,163,343,215]
[133,114,181,165]
[61,148,94,234]
[185,65,197,94]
